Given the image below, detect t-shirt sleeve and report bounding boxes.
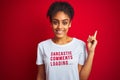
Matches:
[36,43,44,65]
[78,43,88,65]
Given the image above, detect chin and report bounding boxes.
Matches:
[55,34,65,39]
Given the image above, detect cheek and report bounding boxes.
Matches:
[52,26,57,30]
[64,26,70,33]
[51,24,57,29]
[65,25,70,29]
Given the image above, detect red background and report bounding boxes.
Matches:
[0,0,120,80]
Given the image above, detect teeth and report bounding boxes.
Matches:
[56,30,63,34]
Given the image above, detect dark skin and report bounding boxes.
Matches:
[37,65,46,80]
[37,11,97,80]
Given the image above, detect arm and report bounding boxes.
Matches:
[79,31,98,80]
[79,52,94,80]
[37,64,46,80]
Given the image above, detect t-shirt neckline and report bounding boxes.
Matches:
[50,38,75,47]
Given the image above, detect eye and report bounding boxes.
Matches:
[62,21,68,25]
[52,20,58,25]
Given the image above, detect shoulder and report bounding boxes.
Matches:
[73,38,86,46]
[38,39,51,47]
[73,38,87,52]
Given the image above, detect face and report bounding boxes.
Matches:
[51,11,71,39]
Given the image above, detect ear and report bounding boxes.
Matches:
[69,22,72,28]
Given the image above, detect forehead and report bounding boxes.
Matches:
[52,11,70,21]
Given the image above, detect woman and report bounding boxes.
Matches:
[36,1,97,80]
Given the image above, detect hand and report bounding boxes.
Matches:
[87,31,98,53]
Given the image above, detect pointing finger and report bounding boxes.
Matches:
[94,30,97,39]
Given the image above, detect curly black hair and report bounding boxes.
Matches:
[47,1,74,21]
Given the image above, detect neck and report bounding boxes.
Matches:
[52,36,72,45]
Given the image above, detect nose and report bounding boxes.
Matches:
[57,22,62,29]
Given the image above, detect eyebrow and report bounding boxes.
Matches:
[52,19,69,21]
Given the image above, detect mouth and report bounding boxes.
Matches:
[55,30,64,34]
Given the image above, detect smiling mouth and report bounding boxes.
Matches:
[55,30,64,34]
